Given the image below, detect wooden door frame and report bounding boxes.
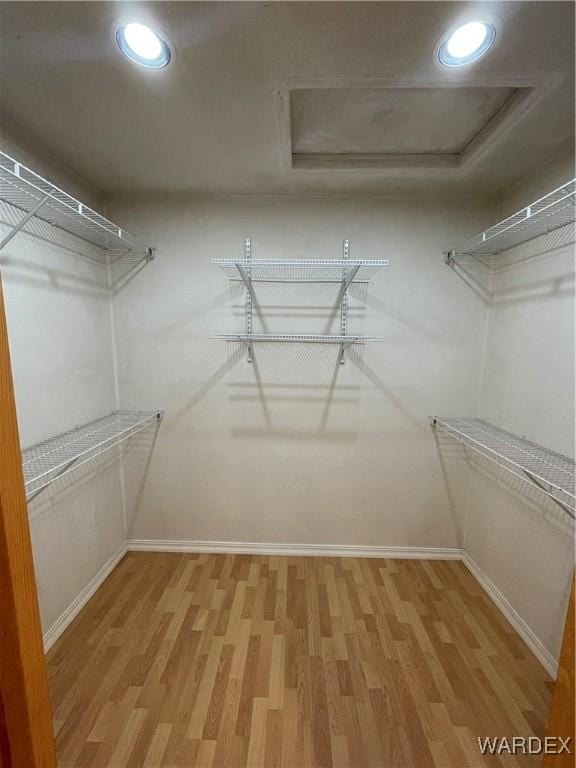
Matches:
[0,272,57,768]
[544,575,575,767]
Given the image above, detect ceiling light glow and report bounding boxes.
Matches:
[116,22,171,68]
[439,21,496,67]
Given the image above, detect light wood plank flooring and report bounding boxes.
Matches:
[47,553,552,767]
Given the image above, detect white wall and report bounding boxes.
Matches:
[464,152,575,665]
[0,151,125,637]
[110,194,492,550]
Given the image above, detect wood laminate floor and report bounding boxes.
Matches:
[47,553,552,768]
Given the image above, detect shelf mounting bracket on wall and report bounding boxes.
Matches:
[239,238,254,362]
[338,239,361,364]
[339,239,349,364]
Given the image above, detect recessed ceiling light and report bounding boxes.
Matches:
[438,21,496,67]
[116,22,171,69]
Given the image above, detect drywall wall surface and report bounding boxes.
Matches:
[465,161,575,663]
[0,185,124,633]
[110,194,492,549]
[26,459,125,640]
[478,229,574,456]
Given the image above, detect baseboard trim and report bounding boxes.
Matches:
[43,542,127,652]
[462,551,558,678]
[126,538,464,560]
[43,538,558,677]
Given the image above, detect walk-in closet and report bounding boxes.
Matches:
[0,2,574,767]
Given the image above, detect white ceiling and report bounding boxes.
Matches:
[0,1,574,196]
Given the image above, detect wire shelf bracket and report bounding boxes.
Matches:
[214,238,388,363]
[22,409,164,501]
[431,416,575,519]
[445,178,576,269]
[0,150,155,270]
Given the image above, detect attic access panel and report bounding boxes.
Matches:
[290,86,532,170]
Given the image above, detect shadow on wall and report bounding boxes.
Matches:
[431,426,472,543]
[169,270,424,440]
[348,345,421,429]
[184,341,421,440]
[27,447,125,521]
[433,429,575,538]
[173,345,246,420]
[445,256,493,304]
[0,233,110,299]
[0,201,150,294]
[228,344,357,441]
[153,283,244,337]
[361,290,443,343]
[121,425,163,535]
[27,422,164,541]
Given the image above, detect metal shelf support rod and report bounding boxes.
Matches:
[0,194,50,252]
[521,469,575,519]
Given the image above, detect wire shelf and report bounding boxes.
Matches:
[212,259,389,283]
[214,333,384,344]
[447,179,576,267]
[22,410,163,499]
[214,240,386,362]
[431,417,575,518]
[0,150,153,266]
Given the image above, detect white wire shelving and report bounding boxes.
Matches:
[0,150,154,268]
[215,333,384,343]
[445,178,576,268]
[431,417,575,518]
[22,410,163,500]
[212,258,389,283]
[214,239,387,363]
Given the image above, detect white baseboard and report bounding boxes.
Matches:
[43,542,127,652]
[462,551,557,678]
[43,538,558,678]
[126,538,464,560]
